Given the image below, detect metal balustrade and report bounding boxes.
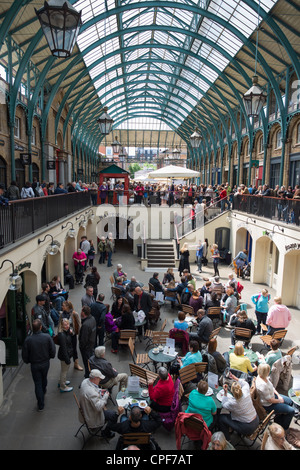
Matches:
[0,191,91,249]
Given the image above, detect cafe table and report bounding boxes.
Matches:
[148,347,177,372]
[116,387,150,415]
[135,319,147,342]
[228,346,258,363]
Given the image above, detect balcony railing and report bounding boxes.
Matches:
[0,191,91,249]
[232,194,300,227]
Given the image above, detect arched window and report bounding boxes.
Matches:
[0,156,7,188]
[297,123,300,144]
[276,129,282,149]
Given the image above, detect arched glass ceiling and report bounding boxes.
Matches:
[117,117,173,131]
[74,0,277,129]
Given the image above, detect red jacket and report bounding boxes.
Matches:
[175,412,211,450]
[148,374,174,407]
[220,189,227,200]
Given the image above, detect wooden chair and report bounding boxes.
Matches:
[149,282,155,294]
[207,306,222,328]
[145,319,167,349]
[169,328,187,353]
[149,331,169,348]
[235,410,275,449]
[287,346,298,357]
[178,364,198,401]
[181,304,194,316]
[109,275,114,286]
[233,327,253,347]
[128,337,151,369]
[209,327,221,341]
[193,362,208,380]
[111,286,122,300]
[259,329,287,353]
[129,363,158,387]
[118,329,137,347]
[73,392,107,449]
[179,415,205,449]
[210,287,223,300]
[122,432,151,448]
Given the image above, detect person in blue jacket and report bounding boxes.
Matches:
[251,289,271,334]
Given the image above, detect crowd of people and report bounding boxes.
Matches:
[19,233,300,451]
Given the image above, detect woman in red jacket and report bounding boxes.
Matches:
[148,367,175,412]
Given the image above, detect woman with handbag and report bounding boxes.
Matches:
[60,301,83,371]
[57,318,74,392]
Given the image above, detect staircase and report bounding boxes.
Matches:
[146,240,176,270]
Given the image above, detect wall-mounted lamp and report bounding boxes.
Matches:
[0,259,23,291]
[38,234,59,255]
[76,214,87,228]
[85,209,95,221]
[246,217,256,224]
[61,221,76,238]
[272,225,284,233]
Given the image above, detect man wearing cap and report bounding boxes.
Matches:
[79,369,121,438]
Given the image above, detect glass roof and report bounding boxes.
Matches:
[74,0,277,131]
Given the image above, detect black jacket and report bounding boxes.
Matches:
[79,315,96,351]
[149,277,163,292]
[88,355,118,384]
[90,301,107,328]
[133,292,152,314]
[57,329,73,364]
[22,331,56,364]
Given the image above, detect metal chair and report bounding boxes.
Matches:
[73,392,108,449]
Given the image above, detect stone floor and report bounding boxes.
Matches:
[0,238,299,451]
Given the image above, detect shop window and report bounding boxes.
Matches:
[275,129,282,149]
[14,117,20,139]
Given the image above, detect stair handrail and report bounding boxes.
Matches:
[174,199,224,239]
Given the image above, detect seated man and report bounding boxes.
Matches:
[114,277,127,297]
[79,369,119,438]
[211,276,225,292]
[180,283,194,305]
[166,276,188,296]
[63,263,74,290]
[189,309,213,346]
[148,367,175,412]
[107,405,162,450]
[88,346,128,391]
[149,273,164,293]
[126,276,143,291]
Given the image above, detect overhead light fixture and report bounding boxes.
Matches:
[61,221,76,238]
[0,259,23,291]
[112,136,121,154]
[35,0,82,58]
[38,234,59,255]
[172,148,181,159]
[85,209,94,221]
[189,128,202,149]
[242,2,266,118]
[97,107,114,135]
[243,75,267,118]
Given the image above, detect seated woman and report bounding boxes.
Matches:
[229,342,257,375]
[119,304,135,330]
[185,380,217,430]
[189,290,203,314]
[262,423,296,450]
[174,311,189,331]
[178,340,202,368]
[207,431,235,451]
[218,372,259,440]
[230,310,256,345]
[148,367,175,412]
[259,339,282,370]
[163,268,175,285]
[256,364,295,430]
[207,338,227,376]
[111,296,125,319]
[204,291,220,311]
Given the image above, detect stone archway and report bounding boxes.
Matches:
[281,249,300,308]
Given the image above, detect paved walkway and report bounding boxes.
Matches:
[0,239,299,450]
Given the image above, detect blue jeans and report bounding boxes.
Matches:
[264,395,295,429]
[107,251,113,267]
[219,413,259,440]
[221,199,230,212]
[54,295,65,312]
[255,310,267,334]
[31,360,50,410]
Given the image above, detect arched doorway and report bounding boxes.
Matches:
[15,158,25,190]
[282,249,300,308]
[253,236,279,290]
[235,227,253,262]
